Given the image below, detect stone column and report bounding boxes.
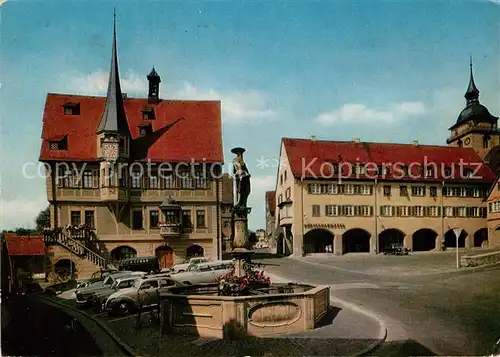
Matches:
[334,234,343,255]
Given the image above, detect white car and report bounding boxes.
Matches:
[171,261,233,285]
[171,257,211,273]
[104,276,184,315]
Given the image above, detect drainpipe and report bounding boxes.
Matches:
[301,177,305,256]
[441,180,445,251]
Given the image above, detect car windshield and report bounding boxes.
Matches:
[187,265,199,272]
[133,280,143,289]
[103,276,113,285]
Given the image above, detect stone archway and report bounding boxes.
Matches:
[473,228,488,248]
[412,229,438,251]
[186,244,204,259]
[303,229,334,254]
[277,233,285,256]
[444,229,467,248]
[343,228,371,253]
[156,245,174,269]
[110,246,137,264]
[54,259,77,280]
[378,229,405,253]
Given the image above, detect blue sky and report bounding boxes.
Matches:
[1,0,499,231]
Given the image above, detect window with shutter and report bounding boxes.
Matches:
[354,185,361,194]
[369,206,374,216]
[312,205,320,217]
[92,170,99,188]
[337,185,344,194]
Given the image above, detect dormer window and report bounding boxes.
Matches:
[62,103,80,115]
[138,123,152,137]
[48,135,67,150]
[142,107,155,120]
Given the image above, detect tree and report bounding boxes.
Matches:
[36,206,50,231]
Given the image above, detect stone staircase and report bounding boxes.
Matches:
[43,229,110,279]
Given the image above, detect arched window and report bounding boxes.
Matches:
[483,135,490,149]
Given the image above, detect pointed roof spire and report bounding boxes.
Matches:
[96,9,130,136]
[464,55,480,105]
[147,66,161,81]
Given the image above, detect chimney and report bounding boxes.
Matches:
[412,140,419,147]
[311,135,316,142]
[352,138,360,143]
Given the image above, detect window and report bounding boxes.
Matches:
[84,210,95,228]
[165,211,178,224]
[490,201,500,213]
[412,206,423,216]
[398,206,409,217]
[132,210,143,230]
[131,171,141,188]
[444,206,454,217]
[430,186,437,197]
[146,175,157,189]
[162,171,174,188]
[411,186,425,196]
[308,184,321,194]
[142,108,155,120]
[160,279,176,287]
[457,206,467,217]
[179,172,192,189]
[194,171,207,189]
[360,185,372,195]
[196,210,206,228]
[119,138,126,155]
[344,185,355,194]
[359,205,371,216]
[280,174,283,185]
[355,165,365,175]
[63,103,80,115]
[325,205,338,216]
[285,187,291,199]
[483,135,490,149]
[425,167,435,178]
[284,170,287,181]
[471,188,480,197]
[182,210,192,228]
[400,186,408,196]
[380,206,393,217]
[149,210,159,228]
[428,206,439,217]
[343,205,355,216]
[383,185,391,196]
[82,171,93,188]
[107,166,115,187]
[278,194,283,204]
[312,205,320,217]
[119,167,127,187]
[71,211,81,226]
[459,187,467,197]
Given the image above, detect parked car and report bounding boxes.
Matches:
[89,276,143,311]
[118,256,160,273]
[171,257,211,273]
[76,267,118,289]
[171,261,233,285]
[104,276,184,316]
[75,271,145,306]
[383,243,410,255]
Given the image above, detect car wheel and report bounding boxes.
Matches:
[113,300,135,316]
[183,281,192,285]
[178,270,185,273]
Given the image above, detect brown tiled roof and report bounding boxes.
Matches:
[3,234,45,256]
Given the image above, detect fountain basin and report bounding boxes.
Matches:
[159,283,330,339]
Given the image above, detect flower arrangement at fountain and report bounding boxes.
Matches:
[217,261,271,296]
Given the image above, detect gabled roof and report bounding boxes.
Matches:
[39,94,223,163]
[3,234,45,256]
[484,145,500,176]
[486,175,500,202]
[266,191,276,215]
[282,138,496,183]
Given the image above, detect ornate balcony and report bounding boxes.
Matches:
[159,196,182,238]
[100,186,128,202]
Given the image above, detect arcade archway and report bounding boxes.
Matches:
[186,244,204,259]
[110,246,137,264]
[303,229,334,254]
[277,233,285,256]
[444,229,467,248]
[473,228,488,248]
[54,259,77,280]
[156,245,174,269]
[412,229,438,251]
[378,229,405,253]
[343,228,371,253]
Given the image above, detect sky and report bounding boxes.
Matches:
[1,0,499,231]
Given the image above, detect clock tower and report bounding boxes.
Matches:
[95,13,131,210]
[447,58,500,161]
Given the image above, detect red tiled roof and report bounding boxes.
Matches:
[266,191,276,215]
[39,94,223,163]
[283,138,496,183]
[4,234,45,256]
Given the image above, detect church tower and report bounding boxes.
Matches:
[447,58,500,163]
[95,12,131,204]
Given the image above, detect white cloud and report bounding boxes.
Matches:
[173,82,276,124]
[0,195,48,231]
[69,70,147,96]
[316,101,427,125]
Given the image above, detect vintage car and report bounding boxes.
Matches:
[117,256,160,273]
[76,267,118,289]
[171,261,233,285]
[104,276,184,316]
[75,271,145,306]
[171,257,212,273]
[383,243,410,255]
[89,276,143,311]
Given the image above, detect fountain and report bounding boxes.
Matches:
[159,148,330,339]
